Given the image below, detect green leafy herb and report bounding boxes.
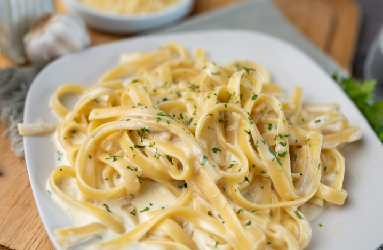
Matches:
[243,66,256,75]
[279,142,287,147]
[293,210,303,219]
[132,79,139,83]
[278,151,288,157]
[212,147,221,153]
[228,164,234,169]
[201,155,208,165]
[211,71,221,75]
[166,155,173,165]
[140,207,149,213]
[187,118,193,126]
[245,220,251,226]
[130,209,136,216]
[103,204,112,213]
[333,75,383,141]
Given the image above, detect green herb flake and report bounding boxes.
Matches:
[140,207,149,213]
[278,151,288,157]
[201,155,208,165]
[212,147,221,153]
[166,155,173,165]
[293,210,303,219]
[103,204,112,213]
[187,118,193,126]
[130,209,136,216]
[280,142,287,147]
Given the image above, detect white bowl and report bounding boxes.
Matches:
[63,0,194,34]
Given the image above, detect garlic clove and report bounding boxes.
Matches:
[24,13,90,68]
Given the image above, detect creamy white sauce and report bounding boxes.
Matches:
[49,135,179,249]
[131,180,178,223]
[300,203,326,222]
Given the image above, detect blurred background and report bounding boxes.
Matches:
[0,0,382,78]
[0,0,383,249]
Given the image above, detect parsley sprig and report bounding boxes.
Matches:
[333,74,383,141]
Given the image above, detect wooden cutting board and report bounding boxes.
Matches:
[0,0,360,249]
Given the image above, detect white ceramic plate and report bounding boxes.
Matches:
[64,0,194,34]
[24,30,383,250]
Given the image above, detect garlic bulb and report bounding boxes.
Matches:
[24,13,90,68]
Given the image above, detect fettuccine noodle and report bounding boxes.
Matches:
[80,0,180,15]
[20,43,362,250]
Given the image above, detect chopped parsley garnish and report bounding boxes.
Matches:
[137,175,142,183]
[278,151,288,157]
[261,171,266,174]
[166,155,173,165]
[132,79,139,83]
[134,145,145,149]
[252,93,258,100]
[201,155,208,165]
[269,149,277,156]
[103,204,112,213]
[244,176,250,182]
[228,164,234,169]
[284,134,291,138]
[127,166,133,171]
[319,223,323,227]
[140,207,149,213]
[261,140,266,145]
[211,71,221,75]
[215,241,219,248]
[130,209,136,216]
[245,220,251,226]
[237,209,243,214]
[187,118,193,126]
[88,155,91,159]
[314,119,321,123]
[279,142,287,147]
[293,210,303,219]
[276,157,282,166]
[268,124,272,130]
[105,156,117,162]
[243,66,256,75]
[212,147,221,153]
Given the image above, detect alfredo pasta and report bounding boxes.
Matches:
[19,43,362,249]
[80,0,180,15]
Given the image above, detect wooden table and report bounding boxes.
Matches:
[0,0,360,249]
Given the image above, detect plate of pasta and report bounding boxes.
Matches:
[22,30,383,250]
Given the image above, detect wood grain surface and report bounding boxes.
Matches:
[0,0,360,249]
